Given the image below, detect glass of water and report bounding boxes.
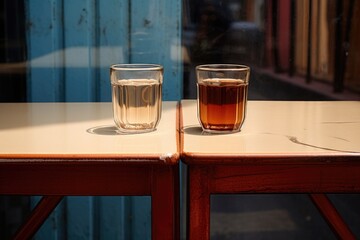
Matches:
[110,64,163,133]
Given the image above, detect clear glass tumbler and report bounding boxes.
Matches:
[196,64,250,133]
[110,64,163,133]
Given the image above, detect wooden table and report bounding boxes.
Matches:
[0,102,180,240]
[180,100,360,240]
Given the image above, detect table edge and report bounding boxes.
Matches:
[180,151,360,165]
[0,152,180,165]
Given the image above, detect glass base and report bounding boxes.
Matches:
[201,127,241,134]
[115,123,157,134]
[116,128,156,134]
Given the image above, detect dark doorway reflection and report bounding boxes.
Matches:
[182,0,360,100]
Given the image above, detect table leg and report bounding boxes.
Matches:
[151,165,179,240]
[187,165,210,240]
[13,195,63,240]
[309,194,356,240]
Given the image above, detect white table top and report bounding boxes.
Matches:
[180,100,360,162]
[0,102,179,164]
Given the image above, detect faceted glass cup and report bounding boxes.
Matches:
[196,64,250,133]
[110,64,163,133]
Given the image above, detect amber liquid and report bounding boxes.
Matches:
[198,78,248,132]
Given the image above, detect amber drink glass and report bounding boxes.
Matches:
[196,64,250,133]
[110,64,163,133]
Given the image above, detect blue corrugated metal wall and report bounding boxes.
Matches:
[25,0,182,239]
[26,0,182,102]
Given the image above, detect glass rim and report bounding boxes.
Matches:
[196,64,250,72]
[110,63,163,71]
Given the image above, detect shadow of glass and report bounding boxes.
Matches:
[182,125,204,135]
[87,125,121,136]
[87,125,158,135]
[182,125,241,136]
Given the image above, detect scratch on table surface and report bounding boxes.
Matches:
[286,136,357,154]
[321,121,360,124]
[330,136,350,142]
[261,132,358,154]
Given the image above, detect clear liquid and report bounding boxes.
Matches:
[112,79,162,133]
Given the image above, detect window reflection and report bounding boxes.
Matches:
[1,0,359,101]
[0,1,27,102]
[183,0,360,100]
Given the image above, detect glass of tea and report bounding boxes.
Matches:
[110,64,163,133]
[196,64,250,133]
